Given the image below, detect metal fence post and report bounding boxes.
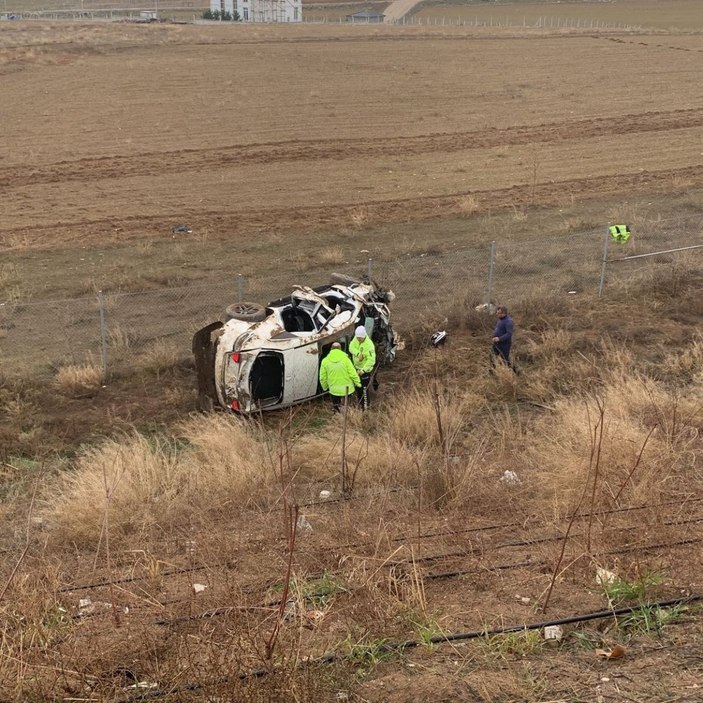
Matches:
[598,229,611,296]
[486,241,496,306]
[367,257,373,280]
[98,290,108,378]
[238,274,244,302]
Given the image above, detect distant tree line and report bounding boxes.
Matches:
[202,9,241,20]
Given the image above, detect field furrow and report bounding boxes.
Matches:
[2,107,703,189]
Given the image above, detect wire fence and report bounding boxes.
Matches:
[1,10,641,29]
[1,222,701,380]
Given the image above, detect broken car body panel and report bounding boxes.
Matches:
[194,279,398,413]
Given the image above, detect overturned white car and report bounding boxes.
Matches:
[193,274,398,413]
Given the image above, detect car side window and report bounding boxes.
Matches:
[281,306,315,332]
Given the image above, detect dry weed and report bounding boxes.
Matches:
[661,335,703,382]
[0,263,19,289]
[180,413,270,485]
[106,324,134,351]
[134,339,183,374]
[1,232,32,249]
[55,364,102,396]
[511,206,528,222]
[386,387,475,449]
[1,285,23,304]
[350,206,370,229]
[525,372,701,514]
[457,194,479,215]
[317,246,346,266]
[44,416,272,546]
[291,427,416,489]
[525,328,573,360]
[135,239,154,255]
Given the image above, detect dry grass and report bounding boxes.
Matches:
[350,206,370,230]
[54,363,103,396]
[525,371,702,514]
[134,339,184,375]
[316,246,347,267]
[106,325,134,353]
[43,416,272,546]
[457,194,479,216]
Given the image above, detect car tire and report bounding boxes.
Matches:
[225,302,267,322]
[330,272,361,286]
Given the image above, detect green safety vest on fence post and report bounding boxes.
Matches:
[609,224,631,243]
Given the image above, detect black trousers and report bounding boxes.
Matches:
[492,342,511,363]
[356,372,372,410]
[492,343,517,372]
[331,393,353,413]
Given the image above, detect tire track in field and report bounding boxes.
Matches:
[4,164,703,251]
[1,108,703,190]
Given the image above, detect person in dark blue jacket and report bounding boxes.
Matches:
[491,305,516,370]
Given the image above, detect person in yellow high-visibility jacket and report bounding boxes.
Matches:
[349,325,376,410]
[319,342,360,413]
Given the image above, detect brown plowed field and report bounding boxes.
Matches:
[1,21,702,256]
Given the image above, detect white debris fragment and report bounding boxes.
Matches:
[297,514,312,532]
[500,470,521,485]
[544,625,563,641]
[475,302,497,314]
[77,598,122,616]
[596,567,617,586]
[319,490,332,500]
[185,540,197,556]
[192,583,207,594]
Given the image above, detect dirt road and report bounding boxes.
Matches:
[382,0,422,23]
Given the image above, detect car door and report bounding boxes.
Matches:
[282,341,320,404]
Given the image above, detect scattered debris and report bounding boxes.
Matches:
[77,597,127,617]
[184,540,197,556]
[475,302,496,314]
[430,330,447,347]
[544,625,563,641]
[192,583,207,594]
[171,224,192,234]
[596,644,626,659]
[297,514,312,532]
[515,594,531,605]
[304,609,325,627]
[127,681,158,690]
[596,567,617,586]
[500,470,521,485]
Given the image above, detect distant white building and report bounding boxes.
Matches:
[211,0,301,22]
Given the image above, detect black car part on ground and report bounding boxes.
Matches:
[192,321,223,412]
